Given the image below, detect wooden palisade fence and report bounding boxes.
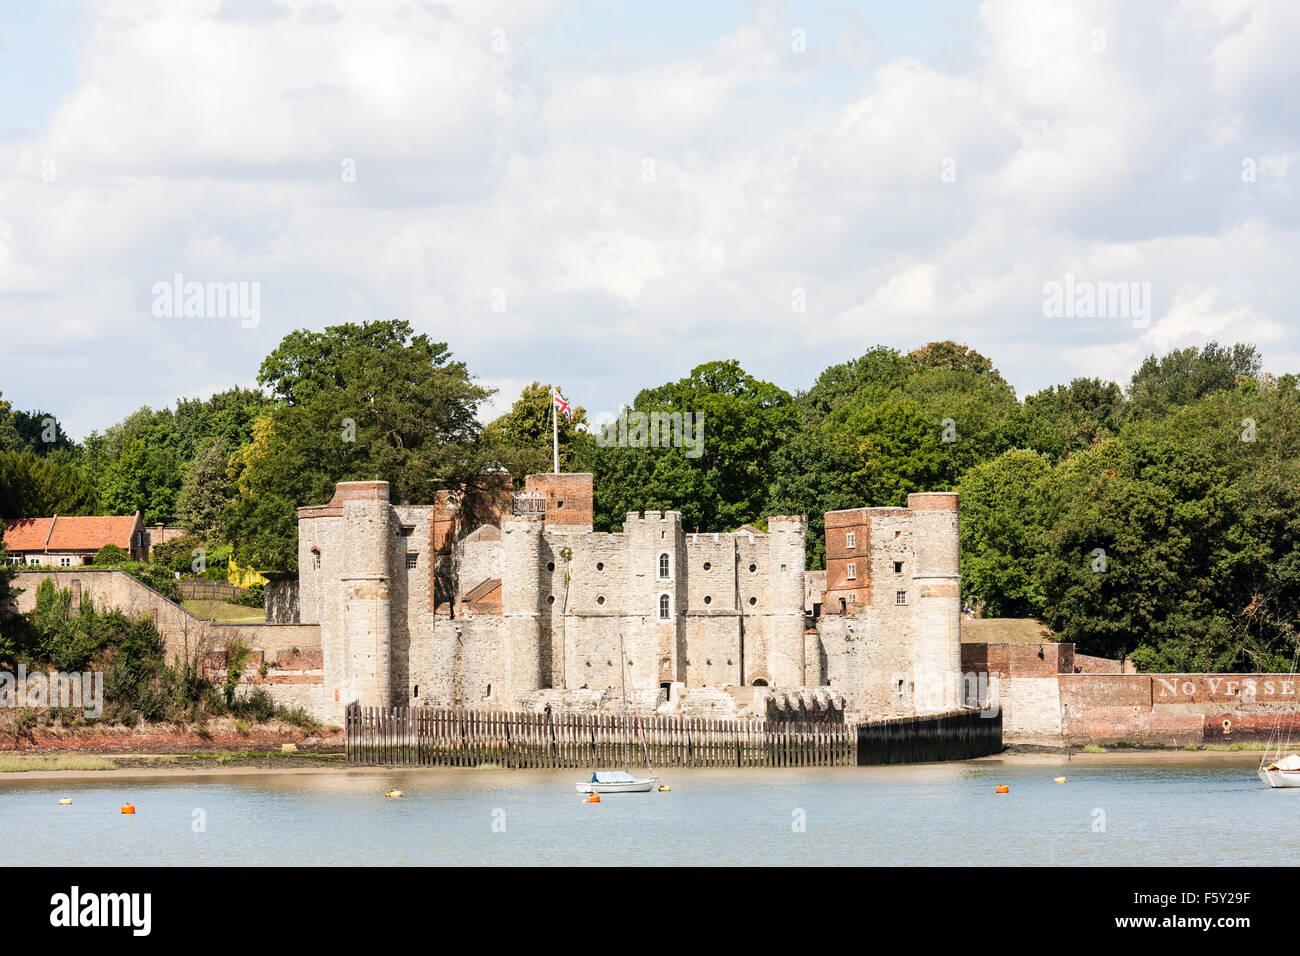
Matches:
[856,708,1003,765]
[346,705,858,768]
[345,705,1003,767]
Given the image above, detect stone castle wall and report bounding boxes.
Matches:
[294,476,962,724]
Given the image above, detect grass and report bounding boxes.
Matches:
[181,599,265,623]
[1080,744,1108,754]
[0,755,116,773]
[1201,742,1272,751]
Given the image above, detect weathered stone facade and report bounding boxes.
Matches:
[297,474,963,724]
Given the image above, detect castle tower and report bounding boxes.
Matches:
[339,481,393,706]
[766,515,808,686]
[907,492,961,712]
[628,510,683,687]
[502,513,547,702]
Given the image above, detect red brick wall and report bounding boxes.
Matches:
[824,508,871,612]
[526,473,594,528]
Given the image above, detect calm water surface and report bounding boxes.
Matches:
[0,759,1290,865]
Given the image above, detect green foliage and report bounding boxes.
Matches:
[93,544,131,566]
[957,450,1052,617]
[579,360,799,534]
[484,381,588,475]
[1127,341,1261,420]
[224,639,251,707]
[225,320,493,571]
[0,448,97,517]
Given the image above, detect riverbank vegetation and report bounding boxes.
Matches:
[0,579,320,734]
[3,322,1299,671]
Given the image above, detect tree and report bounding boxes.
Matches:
[1016,377,1126,462]
[956,449,1052,617]
[579,360,799,533]
[9,409,73,454]
[0,448,97,518]
[483,381,589,477]
[1127,341,1261,420]
[226,320,493,570]
[176,439,235,543]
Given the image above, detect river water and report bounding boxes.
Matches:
[2,758,1293,865]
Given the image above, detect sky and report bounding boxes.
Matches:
[0,0,1297,440]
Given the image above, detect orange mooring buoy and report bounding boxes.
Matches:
[585,793,601,803]
[995,785,1010,794]
[121,803,136,814]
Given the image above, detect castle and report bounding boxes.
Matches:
[295,472,963,724]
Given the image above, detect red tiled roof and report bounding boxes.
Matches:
[2,514,140,553]
[2,518,54,552]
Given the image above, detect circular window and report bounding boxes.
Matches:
[748,596,757,606]
[749,563,757,573]
[596,561,604,571]
[547,561,555,571]
[597,595,605,605]
[704,595,712,604]
[547,595,555,605]
[703,561,711,570]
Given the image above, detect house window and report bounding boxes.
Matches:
[310,548,321,570]
[658,553,670,578]
[9,555,21,564]
[405,553,418,570]
[59,556,72,567]
[894,561,904,574]
[848,593,857,603]
[895,590,907,605]
[26,555,40,565]
[846,531,856,549]
[658,593,670,619]
[846,563,856,580]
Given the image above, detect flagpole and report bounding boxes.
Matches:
[553,386,559,474]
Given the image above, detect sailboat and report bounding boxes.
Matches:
[575,634,660,794]
[1259,645,1300,788]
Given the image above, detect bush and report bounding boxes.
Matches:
[93,544,131,566]
[232,584,265,608]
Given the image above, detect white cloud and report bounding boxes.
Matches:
[2,0,1299,438]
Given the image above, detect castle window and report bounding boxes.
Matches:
[659,594,670,619]
[310,548,321,570]
[703,561,711,571]
[658,553,670,578]
[596,562,604,571]
[748,596,757,606]
[547,561,555,571]
[748,563,756,573]
[556,500,564,509]
[405,553,418,570]
[895,590,907,605]
[547,595,555,605]
[597,595,605,605]
[894,561,904,574]
[400,526,414,537]
[848,593,857,603]
[846,531,856,549]
[846,563,856,580]
[703,595,712,605]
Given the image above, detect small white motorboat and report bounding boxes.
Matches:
[1260,753,1300,788]
[575,771,659,794]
